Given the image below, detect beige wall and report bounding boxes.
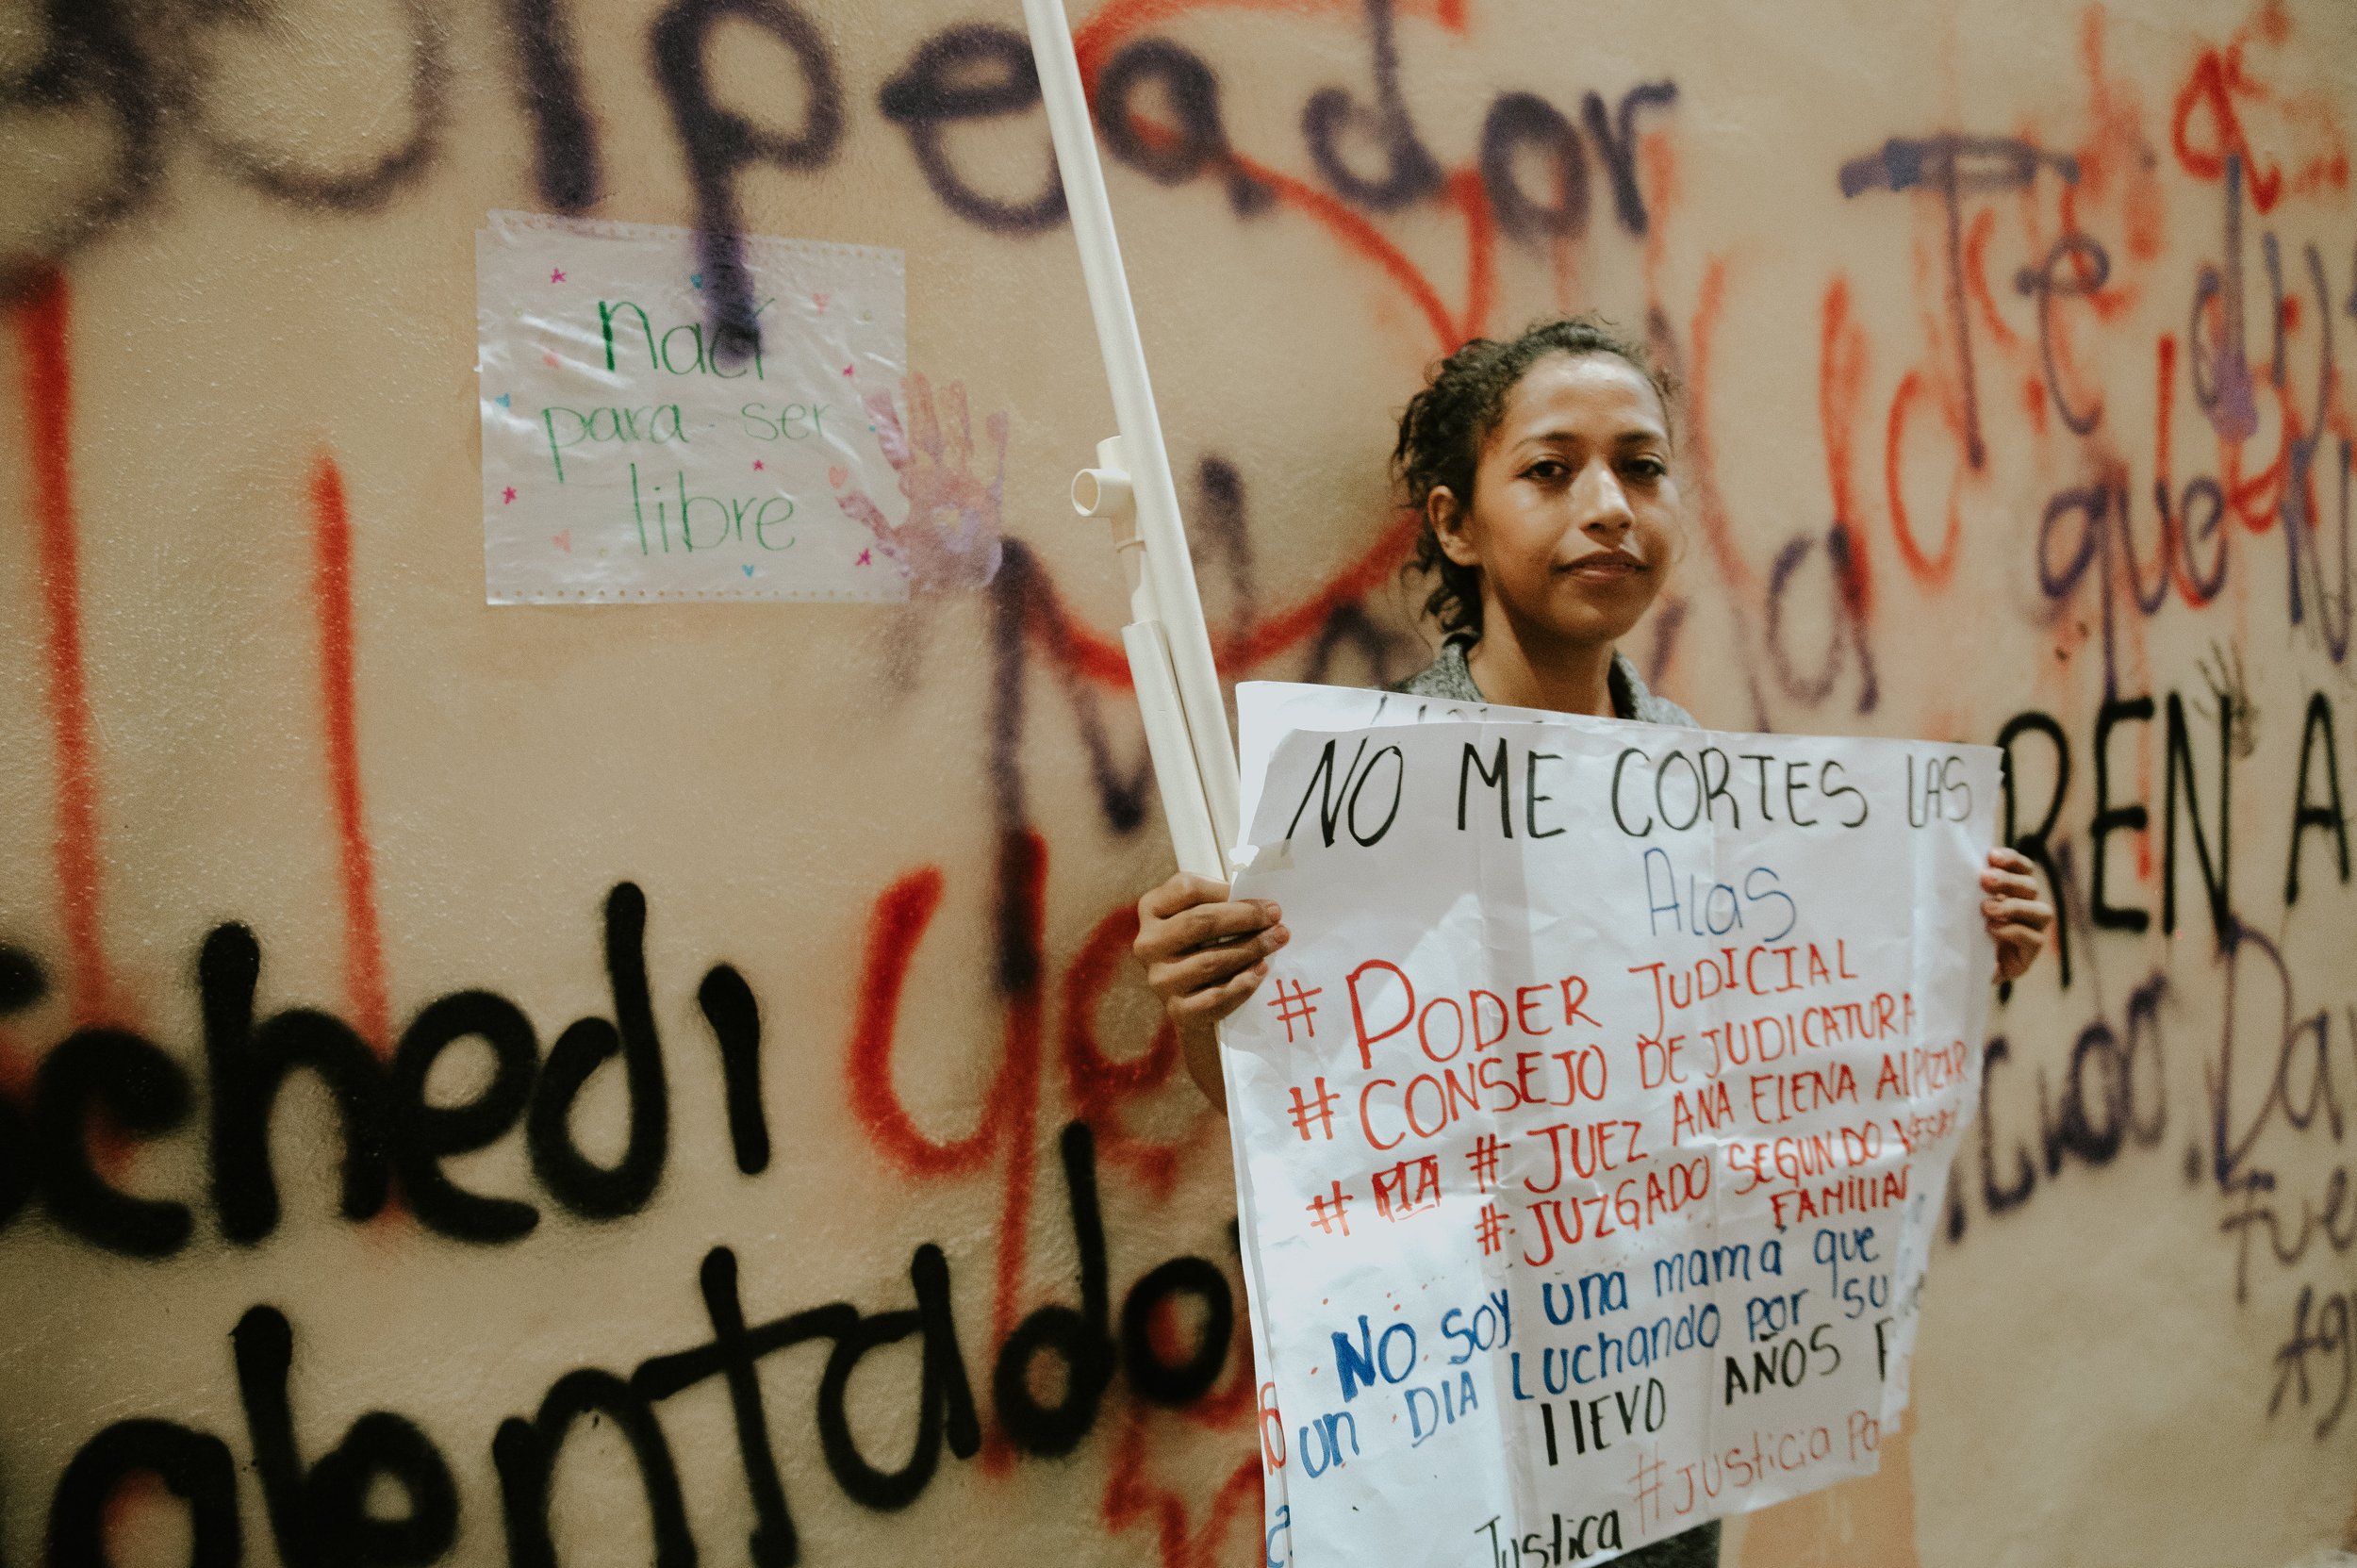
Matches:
[2,0,2353,1563]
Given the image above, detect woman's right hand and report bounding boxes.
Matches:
[1134,873,1289,1099]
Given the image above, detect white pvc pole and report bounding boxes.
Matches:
[1123,621,1227,877]
[1021,36,1274,1537]
[1019,0,1243,867]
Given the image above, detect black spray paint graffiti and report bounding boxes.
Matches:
[503,0,603,213]
[33,1123,1235,1568]
[7,883,705,1256]
[1762,524,1880,716]
[1,0,1679,378]
[984,450,1425,862]
[653,0,847,366]
[0,0,450,299]
[2271,237,2355,665]
[8,4,2341,748]
[1825,130,2356,741]
[1985,679,2332,1002]
[2214,920,2356,1441]
[1954,685,2355,1444]
[1962,945,2170,1236]
[1095,41,1273,217]
[1,0,1667,1025]
[0,733,1244,1546]
[1840,134,2082,468]
[2288,691,2353,906]
[880,25,1068,235]
[0,12,1541,1542]
[9,0,2350,1504]
[0,440,1391,1549]
[2212,922,2355,1294]
[1955,878,2357,1444]
[2030,157,2356,698]
[660,0,1675,348]
[206,0,449,209]
[1299,0,1441,211]
[1735,129,2089,721]
[1475,81,1679,247]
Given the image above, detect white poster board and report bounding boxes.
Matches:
[475,210,907,603]
[1225,684,1996,1566]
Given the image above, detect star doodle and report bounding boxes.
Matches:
[502,487,517,503]
[752,459,764,471]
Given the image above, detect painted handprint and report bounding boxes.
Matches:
[836,373,1007,594]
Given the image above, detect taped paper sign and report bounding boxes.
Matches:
[1222,683,1998,1566]
[475,210,907,603]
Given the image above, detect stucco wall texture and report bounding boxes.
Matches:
[2,0,2353,1564]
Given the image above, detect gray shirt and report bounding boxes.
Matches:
[1392,635,1697,727]
[1390,635,1719,1568]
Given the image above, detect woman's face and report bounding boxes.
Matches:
[1432,351,1678,652]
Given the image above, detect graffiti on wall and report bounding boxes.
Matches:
[2,0,2354,1562]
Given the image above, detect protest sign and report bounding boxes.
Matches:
[1222,684,1998,1565]
[476,210,907,603]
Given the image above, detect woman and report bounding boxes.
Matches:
[1132,317,2053,1566]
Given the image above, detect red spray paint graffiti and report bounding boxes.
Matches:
[13,267,117,1030]
[308,454,391,1052]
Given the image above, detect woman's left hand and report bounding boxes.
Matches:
[1981,847,2054,984]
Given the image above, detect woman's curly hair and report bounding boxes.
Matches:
[1395,315,1677,636]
